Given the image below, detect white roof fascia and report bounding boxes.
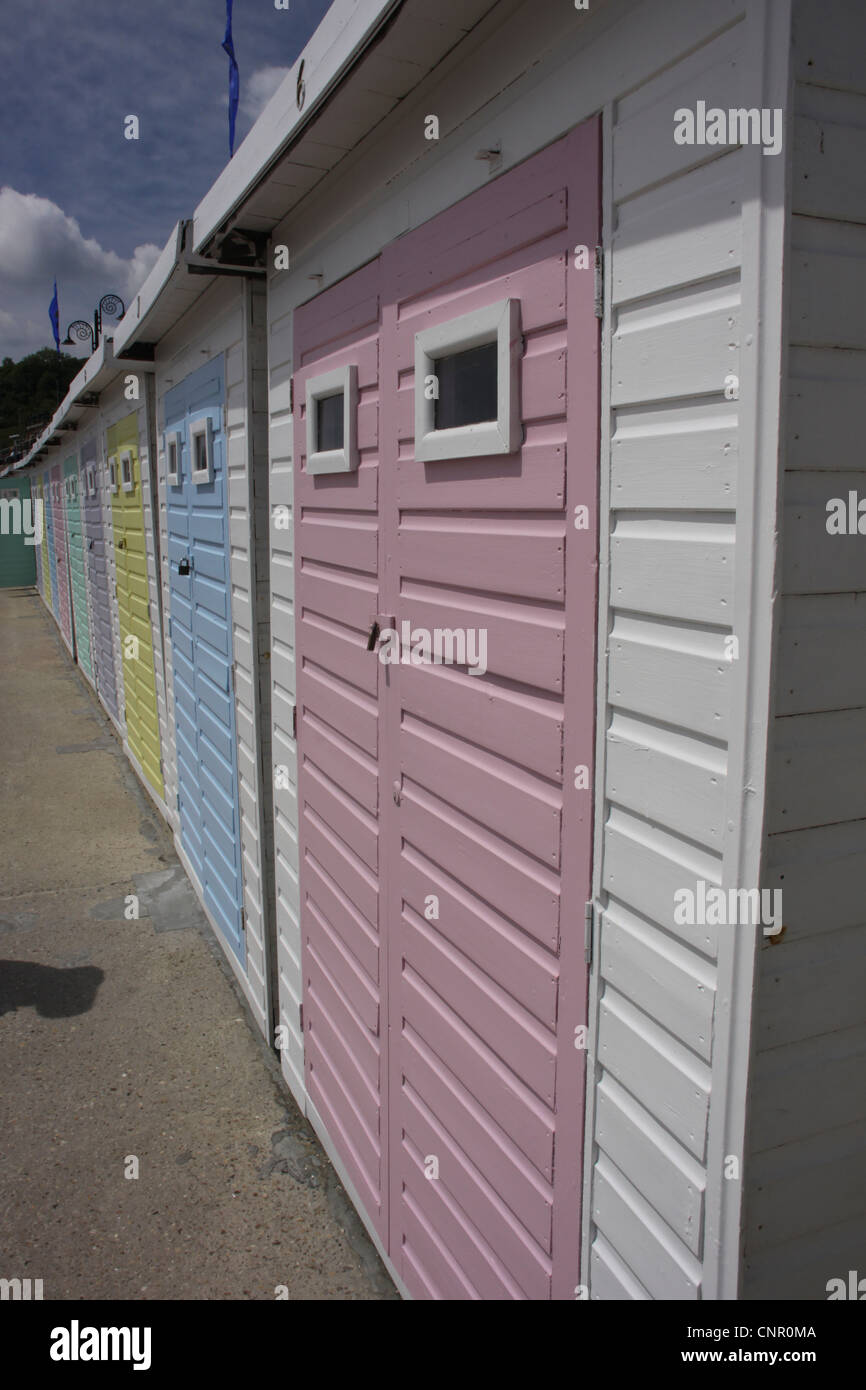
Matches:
[192,0,402,252]
[111,221,186,357]
[13,336,152,473]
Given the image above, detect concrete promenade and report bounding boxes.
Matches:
[0,587,396,1301]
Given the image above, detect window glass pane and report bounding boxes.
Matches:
[316,392,344,452]
[194,433,207,474]
[433,341,498,430]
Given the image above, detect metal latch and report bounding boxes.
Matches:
[584,900,595,966]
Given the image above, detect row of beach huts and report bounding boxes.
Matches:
[2,0,864,1300]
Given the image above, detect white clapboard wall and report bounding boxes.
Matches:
[585,0,791,1301]
[742,0,866,1300]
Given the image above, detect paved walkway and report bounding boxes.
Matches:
[0,588,397,1301]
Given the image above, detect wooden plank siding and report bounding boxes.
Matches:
[742,0,866,1300]
[154,280,273,1040]
[585,2,792,1301]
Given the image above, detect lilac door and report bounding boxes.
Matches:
[295,118,600,1299]
[50,463,73,652]
[80,439,120,721]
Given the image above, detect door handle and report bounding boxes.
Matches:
[367,613,395,651]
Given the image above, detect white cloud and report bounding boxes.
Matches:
[0,187,162,360]
[241,66,291,124]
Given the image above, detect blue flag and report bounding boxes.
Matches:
[49,279,60,353]
[222,0,239,157]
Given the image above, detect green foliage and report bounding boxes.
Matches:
[0,348,81,457]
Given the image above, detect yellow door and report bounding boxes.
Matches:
[108,413,164,799]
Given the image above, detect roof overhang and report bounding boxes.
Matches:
[13,337,154,473]
[116,0,498,355]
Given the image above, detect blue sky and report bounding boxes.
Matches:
[0,0,332,360]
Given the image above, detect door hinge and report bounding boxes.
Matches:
[291,703,297,739]
[593,245,604,319]
[289,377,294,414]
[584,900,595,966]
[299,1002,304,1032]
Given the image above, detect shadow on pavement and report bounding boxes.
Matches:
[0,961,104,1018]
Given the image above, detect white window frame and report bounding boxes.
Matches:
[108,456,118,494]
[86,465,96,497]
[164,430,181,486]
[119,449,135,493]
[304,364,358,475]
[414,297,522,461]
[189,416,214,486]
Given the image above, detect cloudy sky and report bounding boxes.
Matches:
[0,0,333,361]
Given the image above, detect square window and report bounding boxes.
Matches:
[87,466,96,497]
[120,450,134,492]
[109,457,118,493]
[414,298,522,461]
[433,341,499,430]
[305,365,357,475]
[189,416,214,486]
[165,430,181,486]
[316,392,345,452]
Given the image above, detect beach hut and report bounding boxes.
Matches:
[63,453,94,687]
[43,467,62,635]
[29,476,44,597]
[79,433,122,726]
[112,241,275,1038]
[184,0,860,1300]
[50,462,75,656]
[0,474,37,589]
[105,402,166,807]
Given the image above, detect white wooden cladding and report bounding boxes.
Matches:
[587,6,778,1302]
[743,0,866,1299]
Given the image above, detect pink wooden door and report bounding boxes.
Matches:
[294,259,388,1241]
[294,117,600,1298]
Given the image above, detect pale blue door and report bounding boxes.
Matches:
[164,358,244,962]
